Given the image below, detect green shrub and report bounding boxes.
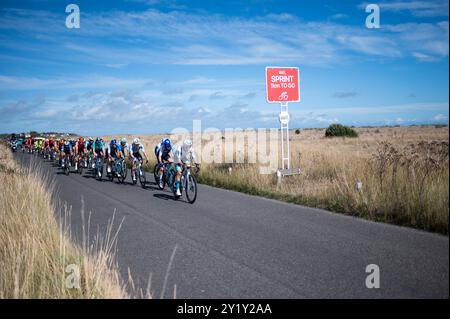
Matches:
[295,129,301,135]
[325,124,358,138]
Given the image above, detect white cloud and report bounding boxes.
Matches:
[0,7,448,67]
[433,113,448,121]
[377,1,448,17]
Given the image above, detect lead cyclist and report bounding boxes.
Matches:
[173,139,199,196]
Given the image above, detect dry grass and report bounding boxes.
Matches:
[0,143,133,298]
[106,125,449,234]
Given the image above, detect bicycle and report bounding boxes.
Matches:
[61,154,71,176]
[107,158,127,183]
[75,154,84,175]
[86,152,94,170]
[131,158,146,187]
[95,156,104,181]
[172,163,200,204]
[154,162,175,190]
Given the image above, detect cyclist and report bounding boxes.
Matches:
[129,138,149,182]
[93,137,105,162]
[86,137,94,154]
[48,138,56,159]
[60,140,73,167]
[119,138,129,158]
[57,139,65,161]
[25,137,31,152]
[35,138,43,154]
[156,138,174,188]
[85,137,94,167]
[106,139,123,177]
[173,139,198,196]
[74,137,86,171]
[154,138,165,163]
[43,138,49,155]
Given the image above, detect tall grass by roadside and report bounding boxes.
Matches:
[195,139,449,234]
[0,143,131,298]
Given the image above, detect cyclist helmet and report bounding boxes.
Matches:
[111,139,117,145]
[133,138,140,144]
[78,137,84,143]
[182,139,192,153]
[163,138,171,148]
[95,137,100,143]
[120,137,127,145]
[183,139,192,147]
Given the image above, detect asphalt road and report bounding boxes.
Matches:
[14,151,449,298]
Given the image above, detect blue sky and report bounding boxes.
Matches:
[0,0,448,135]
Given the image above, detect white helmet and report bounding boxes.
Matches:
[133,138,140,144]
[120,137,127,144]
[182,139,192,151]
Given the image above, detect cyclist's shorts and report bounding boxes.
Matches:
[133,152,142,161]
[110,152,119,159]
[161,154,170,162]
[94,148,103,155]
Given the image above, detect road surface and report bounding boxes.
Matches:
[14,151,449,298]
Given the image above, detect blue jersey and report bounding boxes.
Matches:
[108,143,122,158]
[61,143,72,153]
[156,143,172,158]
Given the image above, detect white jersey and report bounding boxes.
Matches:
[129,143,145,155]
[173,145,196,164]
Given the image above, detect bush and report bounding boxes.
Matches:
[325,124,358,138]
[295,129,301,135]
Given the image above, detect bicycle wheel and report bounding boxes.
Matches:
[185,174,198,204]
[139,165,147,188]
[153,163,159,183]
[78,160,83,175]
[96,160,103,181]
[118,160,127,183]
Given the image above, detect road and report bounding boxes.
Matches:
[15,151,449,298]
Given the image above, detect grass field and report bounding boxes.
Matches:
[0,144,132,298]
[107,125,449,234]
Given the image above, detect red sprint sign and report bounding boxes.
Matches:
[266,67,300,103]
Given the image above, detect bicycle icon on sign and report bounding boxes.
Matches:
[278,91,289,101]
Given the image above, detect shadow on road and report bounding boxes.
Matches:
[153,193,175,201]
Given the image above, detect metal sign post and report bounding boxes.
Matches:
[279,102,290,170]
